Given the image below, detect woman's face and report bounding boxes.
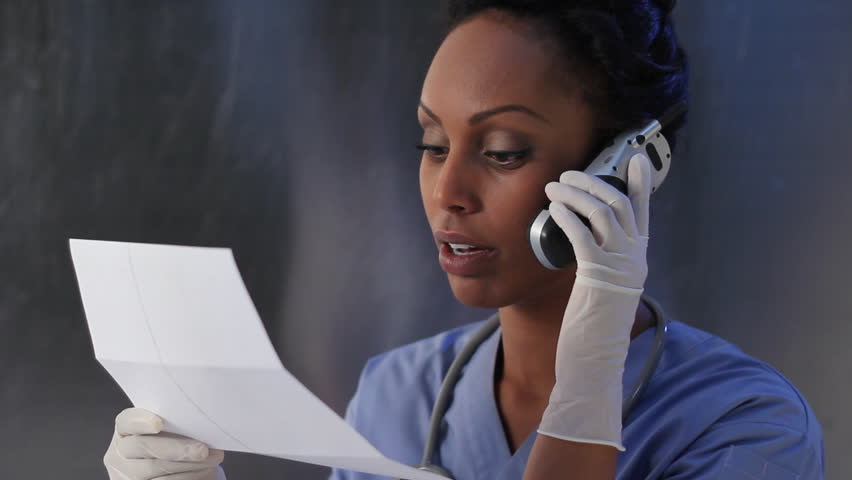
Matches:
[419,13,597,309]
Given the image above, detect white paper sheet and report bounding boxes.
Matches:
[69,238,447,480]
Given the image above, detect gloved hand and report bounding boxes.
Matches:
[538,153,653,451]
[104,407,227,480]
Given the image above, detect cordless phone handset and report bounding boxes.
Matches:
[528,102,687,270]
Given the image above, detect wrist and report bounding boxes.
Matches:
[543,282,641,451]
[575,259,647,291]
[574,274,644,296]
[540,383,626,451]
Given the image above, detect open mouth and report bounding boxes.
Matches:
[438,241,499,275]
[446,242,492,256]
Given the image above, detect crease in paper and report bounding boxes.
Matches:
[70,239,447,480]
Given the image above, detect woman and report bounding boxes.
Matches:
[103,1,825,479]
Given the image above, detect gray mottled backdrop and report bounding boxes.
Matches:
[1,1,849,479]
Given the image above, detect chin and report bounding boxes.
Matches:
[446,266,575,310]
[446,274,514,309]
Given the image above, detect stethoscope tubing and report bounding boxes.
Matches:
[406,294,669,480]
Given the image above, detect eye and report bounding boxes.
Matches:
[484,148,531,167]
[416,143,449,159]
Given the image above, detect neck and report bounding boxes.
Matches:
[496,277,654,397]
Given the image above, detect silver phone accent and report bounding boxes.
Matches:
[529,102,685,270]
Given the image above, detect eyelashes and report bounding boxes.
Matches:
[415,143,448,157]
[485,147,531,163]
[416,144,531,167]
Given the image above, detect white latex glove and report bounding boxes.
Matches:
[538,153,653,451]
[104,408,227,480]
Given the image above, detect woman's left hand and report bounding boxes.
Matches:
[537,153,653,451]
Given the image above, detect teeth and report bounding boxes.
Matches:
[448,243,477,249]
[447,242,488,255]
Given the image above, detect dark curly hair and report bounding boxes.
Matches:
[446,0,689,156]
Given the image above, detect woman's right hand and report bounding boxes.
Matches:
[104,408,225,480]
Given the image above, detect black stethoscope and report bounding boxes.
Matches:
[405,294,669,479]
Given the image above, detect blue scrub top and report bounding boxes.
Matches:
[329,317,824,480]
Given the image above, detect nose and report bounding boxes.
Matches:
[431,150,481,214]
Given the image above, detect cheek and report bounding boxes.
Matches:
[490,177,550,242]
[418,159,431,210]
[486,163,567,274]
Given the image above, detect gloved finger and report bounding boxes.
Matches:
[107,456,221,480]
[545,182,623,248]
[105,463,136,480]
[627,153,652,238]
[151,468,219,480]
[558,170,638,238]
[547,201,596,259]
[116,408,164,436]
[117,432,215,461]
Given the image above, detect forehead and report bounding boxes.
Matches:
[421,14,581,121]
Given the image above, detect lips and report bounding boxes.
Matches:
[433,230,498,275]
[438,241,498,275]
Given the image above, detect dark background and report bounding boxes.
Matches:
[1,1,850,478]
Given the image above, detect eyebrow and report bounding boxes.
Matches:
[418,101,551,126]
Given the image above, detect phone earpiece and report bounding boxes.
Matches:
[528,102,684,270]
